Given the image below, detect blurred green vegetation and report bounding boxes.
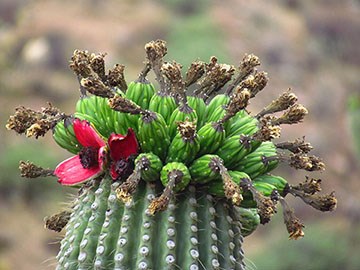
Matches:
[250,220,360,270]
[167,13,229,68]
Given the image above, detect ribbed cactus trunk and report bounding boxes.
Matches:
[56,175,246,270]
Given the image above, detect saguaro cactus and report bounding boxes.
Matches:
[7,40,337,269]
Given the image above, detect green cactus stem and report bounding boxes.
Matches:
[56,176,248,270]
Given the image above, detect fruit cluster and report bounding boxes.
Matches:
[7,40,337,269]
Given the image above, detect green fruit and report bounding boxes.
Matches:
[235,207,260,237]
[110,110,131,135]
[197,122,226,156]
[205,94,230,120]
[187,96,206,128]
[189,154,222,184]
[160,162,191,192]
[73,112,101,129]
[135,153,163,182]
[148,93,177,123]
[207,170,250,197]
[166,132,200,165]
[227,113,259,137]
[206,105,227,123]
[233,141,278,179]
[253,181,277,197]
[76,96,113,137]
[126,81,155,110]
[216,134,261,169]
[167,104,197,139]
[138,112,170,161]
[52,118,81,154]
[253,174,288,195]
[75,95,134,136]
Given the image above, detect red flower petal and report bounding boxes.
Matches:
[73,119,105,148]
[110,163,118,180]
[108,128,138,161]
[54,155,102,186]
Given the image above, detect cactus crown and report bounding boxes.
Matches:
[7,40,337,269]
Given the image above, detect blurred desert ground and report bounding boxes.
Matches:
[0,0,359,269]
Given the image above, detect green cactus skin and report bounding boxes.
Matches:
[187,96,206,129]
[56,176,247,270]
[57,181,100,269]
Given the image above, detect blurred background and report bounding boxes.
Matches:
[0,0,359,269]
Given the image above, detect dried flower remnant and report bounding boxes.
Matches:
[278,195,305,240]
[107,64,127,91]
[145,40,168,93]
[271,104,308,125]
[161,61,186,102]
[19,161,54,178]
[177,120,197,141]
[240,71,269,98]
[215,158,243,205]
[69,49,93,78]
[276,137,313,154]
[185,60,205,87]
[80,75,114,98]
[256,89,298,118]
[225,53,260,95]
[148,170,179,215]
[6,104,64,138]
[89,52,107,80]
[240,177,277,224]
[287,153,325,171]
[115,162,143,203]
[290,189,337,212]
[252,118,282,142]
[291,176,322,195]
[194,56,235,99]
[219,88,251,124]
[44,210,72,232]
